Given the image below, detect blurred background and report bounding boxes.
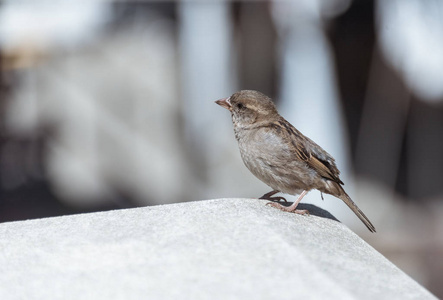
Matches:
[1,0,442,297]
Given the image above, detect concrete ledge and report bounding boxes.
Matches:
[0,199,436,299]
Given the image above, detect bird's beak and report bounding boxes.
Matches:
[215,97,232,111]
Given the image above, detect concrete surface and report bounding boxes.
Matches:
[0,198,436,300]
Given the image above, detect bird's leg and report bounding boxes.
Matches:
[259,190,287,202]
[266,190,309,215]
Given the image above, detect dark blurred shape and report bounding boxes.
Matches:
[236,2,277,98]
[355,49,410,195]
[408,99,443,200]
[329,0,443,202]
[328,0,375,156]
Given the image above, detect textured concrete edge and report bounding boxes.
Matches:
[0,198,437,300]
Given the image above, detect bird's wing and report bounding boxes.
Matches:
[277,119,344,185]
[305,152,343,185]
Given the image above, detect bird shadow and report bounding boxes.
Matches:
[261,200,339,222]
[296,203,339,222]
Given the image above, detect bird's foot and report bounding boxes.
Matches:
[266,202,310,215]
[259,190,287,202]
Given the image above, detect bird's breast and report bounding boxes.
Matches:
[234,126,316,194]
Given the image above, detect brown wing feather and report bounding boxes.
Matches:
[306,154,343,184]
[276,118,344,185]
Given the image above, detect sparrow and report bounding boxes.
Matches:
[215,90,376,233]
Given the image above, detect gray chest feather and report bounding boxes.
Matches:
[234,126,315,194]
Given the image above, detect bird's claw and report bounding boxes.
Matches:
[266,202,310,215]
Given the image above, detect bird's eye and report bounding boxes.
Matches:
[236,103,244,110]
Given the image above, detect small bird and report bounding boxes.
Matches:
[215,90,376,232]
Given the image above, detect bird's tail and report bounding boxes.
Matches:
[337,186,376,233]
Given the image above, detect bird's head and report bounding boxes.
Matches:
[215,90,279,127]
